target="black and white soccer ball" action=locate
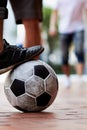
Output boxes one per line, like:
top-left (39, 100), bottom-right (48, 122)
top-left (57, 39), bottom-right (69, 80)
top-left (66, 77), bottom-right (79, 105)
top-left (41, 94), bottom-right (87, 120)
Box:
top-left (4, 60), bottom-right (58, 112)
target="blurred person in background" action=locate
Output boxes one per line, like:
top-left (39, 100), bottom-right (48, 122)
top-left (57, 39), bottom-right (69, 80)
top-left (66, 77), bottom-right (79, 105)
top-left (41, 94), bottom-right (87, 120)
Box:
top-left (0, 0), bottom-right (44, 74)
top-left (49, 0), bottom-right (87, 88)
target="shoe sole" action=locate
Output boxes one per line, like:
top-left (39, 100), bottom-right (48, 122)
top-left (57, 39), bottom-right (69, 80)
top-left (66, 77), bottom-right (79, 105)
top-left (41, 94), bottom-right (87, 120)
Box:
top-left (0, 47), bottom-right (44, 74)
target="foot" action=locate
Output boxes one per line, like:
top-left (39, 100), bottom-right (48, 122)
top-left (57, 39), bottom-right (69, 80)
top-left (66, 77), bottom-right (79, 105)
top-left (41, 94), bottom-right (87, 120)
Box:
top-left (76, 75), bottom-right (84, 86)
top-left (0, 39), bottom-right (44, 74)
top-left (64, 76), bottom-right (71, 88)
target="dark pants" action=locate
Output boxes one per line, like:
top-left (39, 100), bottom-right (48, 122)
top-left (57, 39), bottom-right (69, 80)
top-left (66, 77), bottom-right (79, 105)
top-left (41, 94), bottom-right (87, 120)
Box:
top-left (59, 30), bottom-right (85, 65)
top-left (0, 0), bottom-right (8, 19)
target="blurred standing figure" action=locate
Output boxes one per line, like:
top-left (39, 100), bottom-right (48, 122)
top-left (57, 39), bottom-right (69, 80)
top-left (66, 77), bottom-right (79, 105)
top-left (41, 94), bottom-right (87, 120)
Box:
top-left (10, 0), bottom-right (42, 48)
top-left (49, 0), bottom-right (87, 88)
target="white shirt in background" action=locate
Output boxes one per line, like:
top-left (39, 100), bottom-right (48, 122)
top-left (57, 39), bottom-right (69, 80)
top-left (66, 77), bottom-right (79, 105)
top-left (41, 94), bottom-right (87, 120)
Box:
top-left (51, 0), bottom-right (87, 33)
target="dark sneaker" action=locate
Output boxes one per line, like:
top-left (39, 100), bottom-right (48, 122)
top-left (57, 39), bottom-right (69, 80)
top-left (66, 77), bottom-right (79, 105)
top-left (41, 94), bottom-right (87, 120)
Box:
top-left (0, 39), bottom-right (44, 74)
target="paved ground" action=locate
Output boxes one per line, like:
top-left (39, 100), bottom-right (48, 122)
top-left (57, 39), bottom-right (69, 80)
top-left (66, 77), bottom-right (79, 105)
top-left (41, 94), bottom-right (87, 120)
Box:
top-left (0, 73), bottom-right (87, 130)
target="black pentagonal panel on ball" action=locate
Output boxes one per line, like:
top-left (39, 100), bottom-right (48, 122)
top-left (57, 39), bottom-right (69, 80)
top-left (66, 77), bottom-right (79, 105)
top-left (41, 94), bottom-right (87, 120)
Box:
top-left (34, 65), bottom-right (49, 79)
top-left (11, 79), bottom-right (25, 97)
top-left (37, 92), bottom-right (51, 106)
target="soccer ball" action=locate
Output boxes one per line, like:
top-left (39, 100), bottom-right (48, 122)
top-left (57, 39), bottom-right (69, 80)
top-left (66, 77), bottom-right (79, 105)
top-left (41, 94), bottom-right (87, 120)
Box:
top-left (4, 60), bottom-right (58, 112)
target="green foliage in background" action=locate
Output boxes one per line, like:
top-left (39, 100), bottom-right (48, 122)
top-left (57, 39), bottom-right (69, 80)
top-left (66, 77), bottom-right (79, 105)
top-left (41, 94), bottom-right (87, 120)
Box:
top-left (43, 7), bottom-right (52, 31)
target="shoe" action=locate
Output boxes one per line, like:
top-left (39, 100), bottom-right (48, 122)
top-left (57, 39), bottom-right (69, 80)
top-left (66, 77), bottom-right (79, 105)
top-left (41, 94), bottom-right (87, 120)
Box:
top-left (64, 76), bottom-right (71, 88)
top-left (0, 39), bottom-right (44, 74)
top-left (76, 75), bottom-right (84, 86)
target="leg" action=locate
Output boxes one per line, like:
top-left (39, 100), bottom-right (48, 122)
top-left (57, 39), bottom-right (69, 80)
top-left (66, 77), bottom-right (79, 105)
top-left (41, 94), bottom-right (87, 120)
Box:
top-left (59, 33), bottom-right (72, 88)
top-left (0, 20), bottom-right (4, 52)
top-left (75, 63), bottom-right (84, 75)
top-left (10, 0), bottom-right (42, 48)
top-left (0, 0), bottom-right (44, 74)
top-left (60, 34), bottom-right (72, 76)
top-left (23, 19), bottom-right (41, 48)
top-left (0, 0), bottom-right (8, 52)
top-left (62, 64), bottom-right (70, 76)
top-left (74, 30), bottom-right (85, 76)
